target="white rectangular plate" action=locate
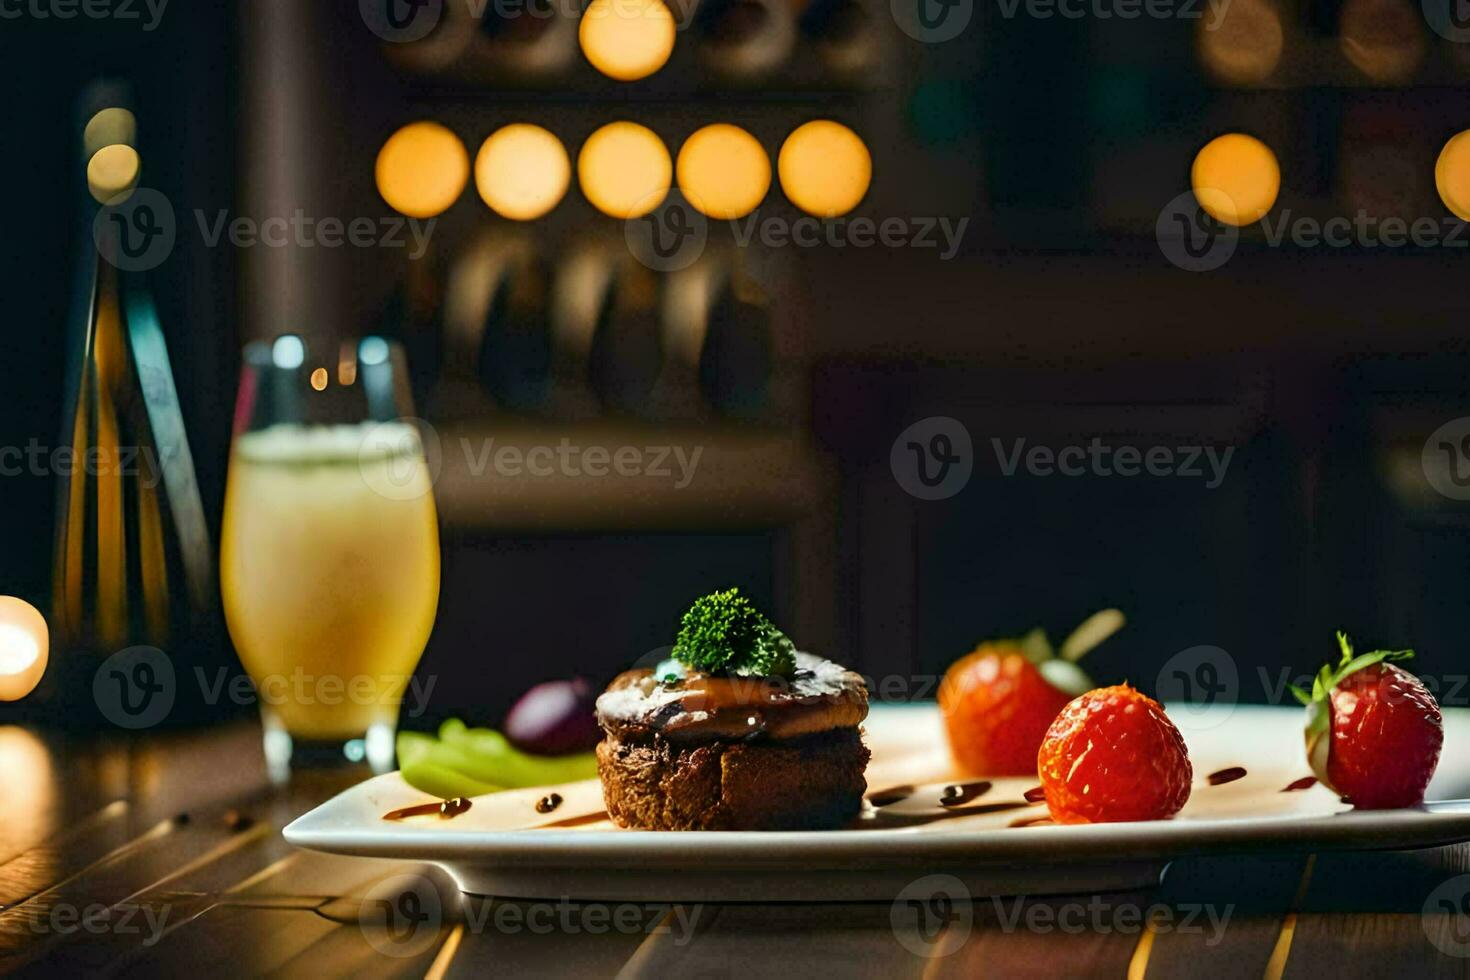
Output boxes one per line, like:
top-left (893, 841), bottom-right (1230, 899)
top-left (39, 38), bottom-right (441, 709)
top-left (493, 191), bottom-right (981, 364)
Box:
top-left (285, 704), bottom-right (1470, 901)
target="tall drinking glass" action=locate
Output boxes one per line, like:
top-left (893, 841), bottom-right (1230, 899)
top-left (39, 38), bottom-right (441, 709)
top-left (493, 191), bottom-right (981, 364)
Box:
top-left (221, 335), bottom-right (440, 782)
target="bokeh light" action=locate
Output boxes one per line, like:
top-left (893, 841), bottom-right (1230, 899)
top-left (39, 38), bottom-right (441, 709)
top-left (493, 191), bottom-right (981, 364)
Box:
top-left (579, 0), bottom-right (677, 82)
top-left (777, 120), bottom-right (871, 218)
top-left (375, 121), bottom-right (470, 219)
top-left (1436, 130), bottom-right (1470, 222)
top-left (83, 107), bottom-right (137, 161)
top-left (1339, 0), bottom-right (1425, 84)
top-left (0, 596), bottom-right (48, 702)
top-left (272, 335), bottom-right (306, 370)
top-left (577, 121), bottom-right (672, 219)
top-left (676, 124), bottom-right (771, 219)
top-left (87, 144), bottom-right (141, 205)
top-left (475, 124), bottom-right (571, 221)
top-left (360, 336), bottom-right (391, 366)
top-left (1191, 133), bottom-right (1280, 226)
top-left (1198, 0), bottom-right (1283, 85)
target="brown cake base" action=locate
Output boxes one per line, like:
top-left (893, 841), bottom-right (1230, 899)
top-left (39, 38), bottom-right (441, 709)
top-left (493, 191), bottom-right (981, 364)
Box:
top-left (596, 728), bottom-right (869, 831)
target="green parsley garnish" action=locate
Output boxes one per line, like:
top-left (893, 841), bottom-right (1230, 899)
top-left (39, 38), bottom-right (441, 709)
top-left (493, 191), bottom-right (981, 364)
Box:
top-left (672, 587), bottom-right (797, 678)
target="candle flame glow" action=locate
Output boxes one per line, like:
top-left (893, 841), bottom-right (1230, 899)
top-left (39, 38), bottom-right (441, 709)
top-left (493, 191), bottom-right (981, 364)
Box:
top-left (0, 596), bottom-right (49, 702)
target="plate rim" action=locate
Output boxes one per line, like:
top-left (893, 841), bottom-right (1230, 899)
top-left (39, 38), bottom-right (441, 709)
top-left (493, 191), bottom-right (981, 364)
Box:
top-left (284, 703), bottom-right (1470, 866)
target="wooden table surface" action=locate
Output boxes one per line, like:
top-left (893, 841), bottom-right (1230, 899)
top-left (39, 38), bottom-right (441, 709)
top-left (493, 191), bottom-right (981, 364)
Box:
top-left (2, 721), bottom-right (1468, 979)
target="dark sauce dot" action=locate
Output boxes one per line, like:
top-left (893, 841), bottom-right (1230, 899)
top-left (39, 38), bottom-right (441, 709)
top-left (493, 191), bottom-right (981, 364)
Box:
top-left (867, 785), bottom-right (915, 807)
top-left (536, 793), bottom-right (564, 814)
top-left (440, 797), bottom-right (472, 818)
top-left (939, 780), bottom-right (993, 808)
top-left (1206, 766), bottom-right (1248, 786)
top-left (223, 809), bottom-right (255, 832)
top-left (1023, 786), bottom-right (1046, 804)
top-left (1282, 776), bottom-right (1318, 792)
top-left (383, 797), bottom-right (473, 821)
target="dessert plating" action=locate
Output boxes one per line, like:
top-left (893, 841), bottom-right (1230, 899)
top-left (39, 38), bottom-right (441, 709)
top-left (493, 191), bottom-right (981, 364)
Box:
top-left (594, 590), bottom-right (870, 831)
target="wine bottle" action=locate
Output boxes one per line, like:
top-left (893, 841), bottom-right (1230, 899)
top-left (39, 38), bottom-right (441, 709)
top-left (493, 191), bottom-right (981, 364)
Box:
top-left (37, 84), bottom-right (214, 728)
top-left (699, 263), bottom-right (774, 419)
top-left (589, 258), bottom-right (666, 415)
top-left (697, 0), bottom-right (796, 78)
top-left (479, 252), bottom-right (556, 413)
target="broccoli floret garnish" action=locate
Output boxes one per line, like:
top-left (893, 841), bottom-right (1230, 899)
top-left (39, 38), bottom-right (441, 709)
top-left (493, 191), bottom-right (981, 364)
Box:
top-left (672, 588), bottom-right (797, 678)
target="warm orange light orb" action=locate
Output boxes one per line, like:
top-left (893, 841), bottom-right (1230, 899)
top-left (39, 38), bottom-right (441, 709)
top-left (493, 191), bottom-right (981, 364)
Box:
top-left (1191, 133), bottom-right (1280, 226)
top-left (1435, 130), bottom-right (1470, 223)
top-left (1339, 0), bottom-right (1426, 84)
top-left (1198, 0), bottom-right (1283, 85)
top-left (87, 144), bottom-right (141, 205)
top-left (676, 124), bottom-right (771, 219)
top-left (577, 121), bottom-right (672, 219)
top-left (0, 597), bottom-right (48, 702)
top-left (375, 121), bottom-right (470, 218)
top-left (777, 120), bottom-right (871, 218)
top-left (475, 124), bottom-right (571, 221)
top-left (579, 0), bottom-right (677, 82)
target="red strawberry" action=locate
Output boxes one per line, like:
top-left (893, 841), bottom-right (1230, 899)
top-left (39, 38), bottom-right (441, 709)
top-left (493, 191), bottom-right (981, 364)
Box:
top-left (940, 644), bottom-right (1076, 775)
top-left (939, 611), bottom-right (1121, 776)
top-left (1037, 684), bottom-right (1193, 824)
top-left (1294, 633), bottom-right (1443, 810)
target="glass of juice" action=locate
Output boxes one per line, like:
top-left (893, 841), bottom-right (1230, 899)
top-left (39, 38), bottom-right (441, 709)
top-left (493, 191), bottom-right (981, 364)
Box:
top-left (220, 335), bottom-right (440, 782)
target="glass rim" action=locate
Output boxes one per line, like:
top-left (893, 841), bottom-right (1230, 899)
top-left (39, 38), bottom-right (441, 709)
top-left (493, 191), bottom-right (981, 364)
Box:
top-left (240, 333), bottom-right (402, 371)
top-left (233, 333), bottom-right (417, 436)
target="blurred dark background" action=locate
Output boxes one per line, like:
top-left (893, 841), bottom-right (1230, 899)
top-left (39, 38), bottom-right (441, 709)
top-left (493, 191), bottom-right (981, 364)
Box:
top-left (3, 0), bottom-right (1469, 728)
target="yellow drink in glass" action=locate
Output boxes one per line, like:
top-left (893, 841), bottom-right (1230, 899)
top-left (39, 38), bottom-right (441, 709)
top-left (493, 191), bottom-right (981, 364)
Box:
top-left (221, 421), bottom-right (439, 778)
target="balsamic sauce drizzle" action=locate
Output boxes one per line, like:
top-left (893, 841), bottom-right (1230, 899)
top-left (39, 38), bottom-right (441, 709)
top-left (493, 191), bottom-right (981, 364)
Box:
top-left (383, 797), bottom-right (473, 821)
top-left (866, 785), bottom-right (917, 807)
top-left (1206, 766), bottom-right (1248, 786)
top-left (938, 781), bottom-right (994, 808)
